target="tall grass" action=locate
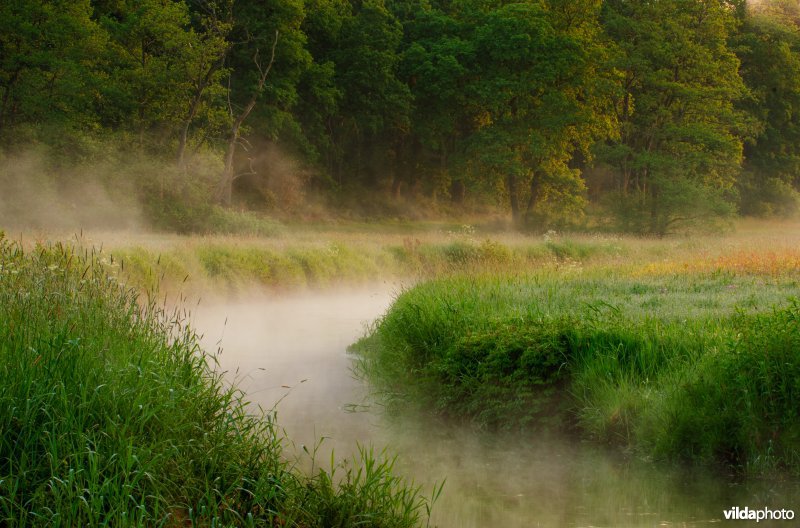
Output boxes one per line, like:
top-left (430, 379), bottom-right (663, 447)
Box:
top-left (70, 221), bottom-right (800, 296)
top-left (0, 234), bottom-right (431, 526)
top-left (353, 272), bottom-right (800, 475)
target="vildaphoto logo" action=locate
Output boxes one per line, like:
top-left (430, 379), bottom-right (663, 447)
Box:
top-left (723, 507), bottom-right (795, 522)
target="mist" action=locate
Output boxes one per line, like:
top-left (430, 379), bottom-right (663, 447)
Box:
top-left (186, 285), bottom-right (800, 528)
top-left (189, 284), bottom-right (399, 456)
top-left (0, 148), bottom-right (143, 232)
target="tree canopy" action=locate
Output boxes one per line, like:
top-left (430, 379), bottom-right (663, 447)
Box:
top-left (1, 0), bottom-right (799, 232)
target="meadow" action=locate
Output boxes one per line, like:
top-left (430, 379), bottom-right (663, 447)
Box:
top-left (348, 222), bottom-right (800, 476)
top-left (30, 218), bottom-right (800, 297)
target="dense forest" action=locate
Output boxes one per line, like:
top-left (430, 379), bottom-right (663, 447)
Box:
top-left (1, 0), bottom-right (800, 234)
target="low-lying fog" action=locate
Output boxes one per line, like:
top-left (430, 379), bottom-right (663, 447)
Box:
top-left (189, 286), bottom-right (799, 528)
top-left (189, 284), bottom-right (397, 457)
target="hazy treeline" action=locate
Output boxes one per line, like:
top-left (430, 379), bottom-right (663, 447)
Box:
top-left (1, 0), bottom-right (799, 233)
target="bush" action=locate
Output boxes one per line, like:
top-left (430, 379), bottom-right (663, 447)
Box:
top-left (737, 173), bottom-right (800, 217)
top-left (604, 176), bottom-right (735, 236)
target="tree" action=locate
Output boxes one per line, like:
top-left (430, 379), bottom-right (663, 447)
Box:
top-left (326, 0), bottom-right (411, 189)
top-left (735, 3), bottom-right (800, 215)
top-left (95, 0), bottom-right (204, 147)
top-left (599, 0), bottom-right (748, 235)
top-left (292, 0), bottom-right (349, 173)
top-left (0, 0), bottom-right (104, 140)
top-left (176, 0), bottom-right (233, 168)
top-left (216, 0), bottom-right (310, 205)
top-left (398, 5), bottom-right (473, 201)
top-left (463, 0), bottom-right (616, 226)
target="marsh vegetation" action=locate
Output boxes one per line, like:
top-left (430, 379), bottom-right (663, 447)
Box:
top-left (3, 221), bottom-right (800, 525)
top-left (0, 236), bottom-right (432, 526)
top-left (183, 250), bottom-right (800, 526)
top-left (3, 0), bottom-right (800, 524)
top-left (355, 272), bottom-right (800, 473)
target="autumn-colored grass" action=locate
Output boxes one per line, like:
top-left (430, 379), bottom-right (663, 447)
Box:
top-left (635, 249), bottom-right (800, 277)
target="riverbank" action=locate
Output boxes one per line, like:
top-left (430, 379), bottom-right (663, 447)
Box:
top-left (12, 218), bottom-right (800, 298)
top-left (353, 261), bottom-right (800, 476)
top-left (7, 220), bottom-right (800, 480)
top-left (0, 235), bottom-right (430, 526)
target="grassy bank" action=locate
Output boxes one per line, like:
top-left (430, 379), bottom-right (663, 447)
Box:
top-left (0, 235), bottom-right (431, 526)
top-left (353, 266), bottom-right (800, 475)
top-left (31, 219), bottom-right (800, 297)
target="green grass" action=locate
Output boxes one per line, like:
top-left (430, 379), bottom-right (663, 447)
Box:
top-left (0, 235), bottom-right (432, 526)
top-left (53, 220), bottom-right (800, 296)
top-left (104, 236), bottom-right (617, 296)
top-left (352, 271), bottom-right (800, 475)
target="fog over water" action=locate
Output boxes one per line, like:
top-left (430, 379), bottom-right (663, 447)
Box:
top-left (190, 284), bottom-right (397, 458)
top-left (190, 285), bottom-right (800, 528)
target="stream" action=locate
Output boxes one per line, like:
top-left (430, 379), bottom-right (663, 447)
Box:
top-left (190, 284), bottom-right (799, 527)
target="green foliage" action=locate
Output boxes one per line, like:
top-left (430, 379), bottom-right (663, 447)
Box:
top-left (605, 176), bottom-right (736, 236)
top-left (3, 0), bottom-right (800, 226)
top-left (96, 0), bottom-right (197, 136)
top-left (430, 320), bottom-right (573, 428)
top-left (737, 171), bottom-right (800, 217)
top-left (228, 0), bottom-right (311, 125)
top-left (354, 272), bottom-right (800, 474)
top-left (208, 207), bottom-right (286, 236)
top-left (735, 6), bottom-right (800, 215)
top-left (450, 0), bottom-right (617, 225)
top-left (0, 0), bottom-right (105, 135)
top-left (640, 303), bottom-right (800, 471)
top-left (0, 236), bottom-right (431, 526)
top-left (545, 238), bottom-right (608, 261)
top-left (298, 445), bottom-right (435, 528)
top-left (142, 157), bottom-right (286, 235)
top-left (598, 0), bottom-right (748, 233)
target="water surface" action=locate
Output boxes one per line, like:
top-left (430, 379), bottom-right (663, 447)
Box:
top-left (191, 286), bottom-right (799, 528)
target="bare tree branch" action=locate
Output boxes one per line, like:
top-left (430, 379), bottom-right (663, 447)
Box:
top-left (217, 29), bottom-right (280, 205)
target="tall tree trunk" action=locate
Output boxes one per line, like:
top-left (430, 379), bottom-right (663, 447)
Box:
top-left (177, 97), bottom-right (201, 168)
top-left (0, 68), bottom-right (21, 134)
top-left (390, 170), bottom-right (402, 199)
top-left (177, 55), bottom-right (227, 168)
top-left (218, 98), bottom-right (256, 206)
top-left (650, 185), bottom-right (662, 236)
top-left (138, 40), bottom-right (148, 149)
top-left (506, 173), bottom-right (521, 225)
top-left (525, 169), bottom-right (543, 227)
top-left (621, 152), bottom-right (631, 195)
top-left (451, 180), bottom-right (465, 204)
top-left (178, 96), bottom-right (203, 168)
